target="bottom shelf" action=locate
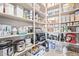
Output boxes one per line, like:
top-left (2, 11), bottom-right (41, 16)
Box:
top-left (36, 40), bottom-right (46, 45)
top-left (14, 44), bottom-right (35, 56)
top-left (44, 49), bottom-right (79, 56)
top-left (44, 50), bottom-right (64, 56)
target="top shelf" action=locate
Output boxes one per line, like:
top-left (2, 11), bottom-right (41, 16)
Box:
top-left (48, 4), bottom-right (59, 10)
top-left (0, 12), bottom-right (46, 25)
top-left (0, 12), bottom-right (33, 23)
top-left (0, 33), bottom-right (34, 39)
top-left (14, 3), bottom-right (46, 17)
top-left (13, 3), bottom-right (33, 10)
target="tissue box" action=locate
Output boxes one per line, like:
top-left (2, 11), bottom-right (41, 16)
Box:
top-left (15, 5), bottom-right (23, 18)
top-left (0, 3), bottom-right (4, 13)
top-left (5, 4), bottom-right (14, 16)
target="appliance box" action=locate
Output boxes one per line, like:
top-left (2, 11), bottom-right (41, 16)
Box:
top-left (0, 3), bottom-right (4, 13)
top-left (15, 5), bottom-right (23, 18)
top-left (5, 4), bottom-right (14, 16)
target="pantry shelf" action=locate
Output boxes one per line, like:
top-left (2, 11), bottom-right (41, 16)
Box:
top-left (60, 32), bottom-right (79, 33)
top-left (14, 45), bottom-right (35, 56)
top-left (48, 7), bottom-right (79, 18)
top-left (0, 33), bottom-right (34, 39)
top-left (47, 21), bottom-right (79, 25)
top-left (0, 35), bottom-right (20, 39)
top-left (15, 3), bottom-right (46, 18)
top-left (0, 13), bottom-right (34, 23)
top-left (61, 10), bottom-right (74, 16)
top-left (67, 25), bottom-right (79, 27)
top-left (13, 3), bottom-right (33, 10)
top-left (48, 4), bottom-right (59, 10)
top-left (35, 9), bottom-right (46, 18)
top-left (36, 40), bottom-right (46, 45)
top-left (61, 8), bottom-right (79, 16)
top-left (60, 41), bottom-right (79, 46)
top-left (35, 21), bottom-right (46, 25)
top-left (0, 12), bottom-right (46, 25)
top-left (48, 32), bottom-right (79, 34)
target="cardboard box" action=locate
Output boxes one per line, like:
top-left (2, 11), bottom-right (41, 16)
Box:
top-left (70, 14), bottom-right (75, 22)
top-left (75, 3), bottom-right (79, 9)
top-left (75, 11), bottom-right (79, 21)
top-left (65, 15), bottom-right (70, 22)
top-left (75, 15), bottom-right (79, 21)
top-left (61, 16), bottom-right (66, 23)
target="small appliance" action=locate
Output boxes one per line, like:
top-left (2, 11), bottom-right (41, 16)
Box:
top-left (66, 33), bottom-right (76, 44)
top-left (13, 39), bottom-right (26, 52)
top-left (58, 33), bottom-right (65, 41)
top-left (42, 41), bottom-right (49, 52)
top-left (36, 33), bottom-right (45, 42)
top-left (25, 35), bottom-right (32, 46)
top-left (0, 40), bottom-right (14, 56)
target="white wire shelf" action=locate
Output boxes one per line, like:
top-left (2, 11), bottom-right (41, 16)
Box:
top-left (0, 12), bottom-right (46, 25)
top-left (48, 32), bottom-right (79, 34)
top-left (0, 12), bottom-right (34, 23)
top-left (35, 40), bottom-right (46, 45)
top-left (0, 33), bottom-right (34, 39)
top-left (14, 3), bottom-right (46, 18)
top-left (14, 44), bottom-right (35, 56)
